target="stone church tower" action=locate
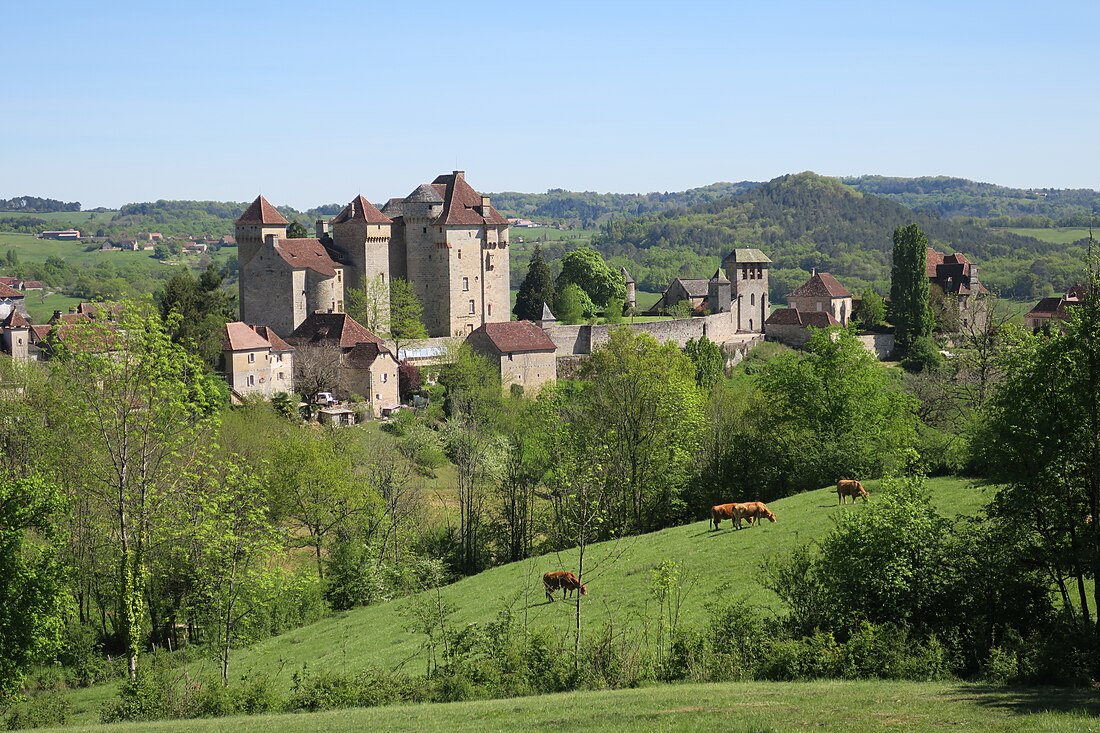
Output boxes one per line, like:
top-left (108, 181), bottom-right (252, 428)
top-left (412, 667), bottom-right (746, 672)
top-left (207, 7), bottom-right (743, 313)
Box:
top-left (722, 248), bottom-right (771, 333)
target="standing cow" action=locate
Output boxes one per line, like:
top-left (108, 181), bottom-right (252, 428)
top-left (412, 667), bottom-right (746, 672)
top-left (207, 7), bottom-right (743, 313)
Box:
top-left (737, 501), bottom-right (776, 528)
top-left (543, 571), bottom-right (587, 602)
top-left (836, 479), bottom-right (869, 504)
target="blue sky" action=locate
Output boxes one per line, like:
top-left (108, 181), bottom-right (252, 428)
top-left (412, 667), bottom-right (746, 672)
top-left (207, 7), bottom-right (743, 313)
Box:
top-left (2, 0), bottom-right (1097, 208)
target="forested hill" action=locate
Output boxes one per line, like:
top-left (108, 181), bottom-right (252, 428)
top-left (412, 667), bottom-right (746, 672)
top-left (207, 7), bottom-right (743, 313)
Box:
top-left (590, 172), bottom-right (1085, 302)
top-left (841, 175), bottom-right (1100, 225)
top-left (487, 182), bottom-right (760, 228)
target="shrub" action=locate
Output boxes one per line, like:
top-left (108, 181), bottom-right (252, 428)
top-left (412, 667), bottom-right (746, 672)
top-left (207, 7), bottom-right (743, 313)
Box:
top-left (4, 691), bottom-right (70, 730)
top-left (980, 646), bottom-right (1019, 685)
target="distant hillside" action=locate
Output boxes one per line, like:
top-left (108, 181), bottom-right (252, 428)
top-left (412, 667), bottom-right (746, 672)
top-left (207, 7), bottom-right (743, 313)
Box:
top-left (0, 195), bottom-right (81, 213)
top-left (841, 175), bottom-right (1100, 225)
top-left (590, 172), bottom-right (1086, 301)
top-left (488, 182), bottom-right (760, 228)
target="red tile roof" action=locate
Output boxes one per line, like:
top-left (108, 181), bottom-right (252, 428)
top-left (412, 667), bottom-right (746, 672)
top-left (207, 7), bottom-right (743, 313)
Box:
top-left (235, 195), bottom-right (290, 226)
top-left (274, 238), bottom-right (339, 277)
top-left (0, 310), bottom-right (30, 328)
top-left (925, 247), bottom-right (945, 278)
top-left (802, 311), bottom-right (840, 328)
top-left (471, 321), bottom-right (557, 354)
top-left (224, 322), bottom-right (272, 351)
top-left (789, 272), bottom-right (852, 299)
top-left (331, 195), bottom-right (393, 225)
top-left (288, 311), bottom-right (387, 350)
top-left (252, 325), bottom-right (293, 352)
top-left (0, 283), bottom-right (24, 298)
top-left (431, 172), bottom-right (510, 227)
top-left (765, 307), bottom-right (803, 326)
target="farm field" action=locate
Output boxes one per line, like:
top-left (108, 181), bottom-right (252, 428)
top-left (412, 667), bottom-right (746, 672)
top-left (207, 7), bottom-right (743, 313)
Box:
top-left (0, 209), bottom-right (118, 230)
top-left (1000, 227), bottom-right (1095, 245)
top-left (510, 226), bottom-right (595, 246)
top-left (40, 678), bottom-right (1100, 733)
top-left (60, 478), bottom-right (992, 721)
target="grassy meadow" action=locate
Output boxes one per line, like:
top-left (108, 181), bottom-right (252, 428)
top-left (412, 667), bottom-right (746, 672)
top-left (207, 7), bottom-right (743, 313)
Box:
top-left (59, 478), bottom-right (992, 722)
top-left (1000, 227), bottom-right (1095, 245)
top-left (42, 678), bottom-right (1100, 733)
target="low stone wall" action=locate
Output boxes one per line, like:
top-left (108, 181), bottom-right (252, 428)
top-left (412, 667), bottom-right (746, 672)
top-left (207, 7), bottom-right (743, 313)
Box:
top-left (856, 333), bottom-right (895, 360)
top-left (767, 326), bottom-right (896, 360)
top-left (545, 311), bottom-right (747, 356)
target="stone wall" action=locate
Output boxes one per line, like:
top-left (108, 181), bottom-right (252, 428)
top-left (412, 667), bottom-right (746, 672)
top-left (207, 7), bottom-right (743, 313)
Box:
top-left (544, 310), bottom-right (746, 356)
top-left (856, 333), bottom-right (895, 360)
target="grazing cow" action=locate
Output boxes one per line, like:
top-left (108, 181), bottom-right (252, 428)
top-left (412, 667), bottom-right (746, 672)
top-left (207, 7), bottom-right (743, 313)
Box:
top-left (711, 503), bottom-right (737, 530)
top-left (738, 501), bottom-right (776, 527)
top-left (543, 571), bottom-right (587, 602)
top-left (836, 479), bottom-right (869, 505)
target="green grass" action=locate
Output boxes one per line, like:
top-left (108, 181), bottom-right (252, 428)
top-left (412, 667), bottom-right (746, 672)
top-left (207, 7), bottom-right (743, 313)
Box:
top-left (23, 292), bottom-right (84, 323)
top-left (510, 226), bottom-right (595, 245)
top-left (40, 679), bottom-right (1100, 733)
top-left (1000, 227), bottom-right (1095, 245)
top-left (61, 478), bottom-right (991, 721)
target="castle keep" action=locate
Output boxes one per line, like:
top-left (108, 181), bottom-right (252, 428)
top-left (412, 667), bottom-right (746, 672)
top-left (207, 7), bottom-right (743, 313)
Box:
top-left (237, 171), bottom-right (510, 339)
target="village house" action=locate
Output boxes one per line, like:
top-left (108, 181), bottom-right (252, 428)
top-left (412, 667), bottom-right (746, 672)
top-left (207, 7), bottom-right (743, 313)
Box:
top-left (222, 322), bottom-right (295, 400)
top-left (286, 311), bottom-right (399, 416)
top-left (0, 310), bottom-right (32, 360)
top-left (1025, 286), bottom-right (1085, 333)
top-left (0, 283), bottom-right (27, 321)
top-left (648, 250), bottom-right (764, 333)
top-left (467, 320), bottom-right (557, 394)
top-left (927, 247), bottom-right (989, 329)
top-left (785, 270), bottom-right (854, 327)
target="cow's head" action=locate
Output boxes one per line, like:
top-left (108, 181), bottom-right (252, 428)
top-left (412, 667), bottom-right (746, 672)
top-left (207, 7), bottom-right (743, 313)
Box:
top-left (579, 583), bottom-right (588, 596)
top-left (766, 511), bottom-right (777, 523)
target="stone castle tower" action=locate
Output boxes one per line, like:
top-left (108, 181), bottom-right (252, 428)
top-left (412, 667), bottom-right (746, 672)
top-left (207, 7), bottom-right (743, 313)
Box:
top-left (236, 172), bottom-right (510, 340)
top-left (381, 171), bottom-right (510, 337)
top-left (236, 195), bottom-right (346, 338)
top-left (722, 248), bottom-right (771, 332)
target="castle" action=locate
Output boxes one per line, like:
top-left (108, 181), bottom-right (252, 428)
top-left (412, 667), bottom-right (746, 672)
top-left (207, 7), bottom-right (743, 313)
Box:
top-left (236, 171), bottom-right (510, 339)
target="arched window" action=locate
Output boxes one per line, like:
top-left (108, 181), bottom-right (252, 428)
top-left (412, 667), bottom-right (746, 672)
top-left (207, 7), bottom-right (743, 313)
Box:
top-left (751, 293), bottom-right (755, 306)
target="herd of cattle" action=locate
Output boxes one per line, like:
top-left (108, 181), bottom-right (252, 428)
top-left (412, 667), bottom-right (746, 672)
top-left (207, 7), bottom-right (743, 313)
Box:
top-left (542, 480), bottom-right (870, 603)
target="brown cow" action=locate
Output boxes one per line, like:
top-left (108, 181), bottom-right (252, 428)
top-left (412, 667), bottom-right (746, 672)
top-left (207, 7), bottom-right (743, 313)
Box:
top-left (711, 503), bottom-right (737, 530)
top-left (737, 501), bottom-right (776, 528)
top-left (837, 479), bottom-right (869, 505)
top-left (543, 571), bottom-right (587, 602)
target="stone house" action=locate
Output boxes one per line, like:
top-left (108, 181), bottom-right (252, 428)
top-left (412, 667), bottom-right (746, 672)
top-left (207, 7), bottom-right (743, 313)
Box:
top-left (222, 322), bottom-right (295, 399)
top-left (0, 309), bottom-right (32, 360)
top-left (0, 283), bottom-right (27, 322)
top-left (764, 307), bottom-right (841, 348)
top-left (466, 320), bottom-right (557, 395)
top-left (648, 278), bottom-right (710, 315)
top-left (1025, 286), bottom-right (1084, 333)
top-left (786, 270), bottom-right (854, 327)
top-left (287, 311), bottom-right (399, 415)
top-left (927, 247), bottom-right (989, 329)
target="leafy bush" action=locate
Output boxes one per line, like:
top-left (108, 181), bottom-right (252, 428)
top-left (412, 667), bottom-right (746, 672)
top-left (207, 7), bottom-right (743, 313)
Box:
top-left (4, 691), bottom-right (70, 730)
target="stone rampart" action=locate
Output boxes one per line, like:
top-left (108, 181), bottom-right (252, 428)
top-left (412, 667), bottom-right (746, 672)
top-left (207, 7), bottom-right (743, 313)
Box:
top-left (545, 311), bottom-right (746, 356)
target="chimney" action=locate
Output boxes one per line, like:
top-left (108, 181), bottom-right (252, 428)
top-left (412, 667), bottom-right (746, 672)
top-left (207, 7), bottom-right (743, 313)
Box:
top-left (315, 219), bottom-right (330, 238)
top-left (481, 195), bottom-right (491, 215)
top-left (453, 170), bottom-right (465, 180)
top-left (52, 310), bottom-right (62, 321)
top-left (265, 233), bottom-right (279, 247)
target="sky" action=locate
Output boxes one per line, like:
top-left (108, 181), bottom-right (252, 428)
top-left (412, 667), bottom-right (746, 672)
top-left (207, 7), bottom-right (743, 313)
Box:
top-left (2, 0), bottom-right (1098, 209)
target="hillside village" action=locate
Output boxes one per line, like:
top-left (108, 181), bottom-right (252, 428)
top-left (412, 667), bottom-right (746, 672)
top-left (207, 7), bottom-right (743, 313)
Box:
top-left (0, 175), bottom-right (1099, 731)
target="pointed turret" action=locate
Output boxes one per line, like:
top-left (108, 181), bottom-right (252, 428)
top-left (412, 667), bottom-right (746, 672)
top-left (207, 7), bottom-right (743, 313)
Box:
top-left (620, 266), bottom-right (637, 313)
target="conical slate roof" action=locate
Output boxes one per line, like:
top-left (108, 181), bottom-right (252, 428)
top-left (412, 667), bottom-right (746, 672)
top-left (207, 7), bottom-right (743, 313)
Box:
top-left (709, 268), bottom-right (730, 284)
top-left (540, 303), bottom-right (557, 321)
